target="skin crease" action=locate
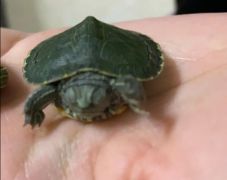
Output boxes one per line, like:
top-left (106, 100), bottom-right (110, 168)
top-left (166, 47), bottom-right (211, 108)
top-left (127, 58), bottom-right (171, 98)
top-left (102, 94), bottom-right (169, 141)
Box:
top-left (1, 13), bottom-right (227, 180)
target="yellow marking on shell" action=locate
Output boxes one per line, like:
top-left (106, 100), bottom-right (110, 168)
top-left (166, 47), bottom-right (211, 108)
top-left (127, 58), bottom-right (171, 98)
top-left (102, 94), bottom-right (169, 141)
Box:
top-left (56, 107), bottom-right (94, 123)
top-left (155, 44), bottom-right (165, 77)
top-left (23, 52), bottom-right (32, 82)
top-left (111, 104), bottom-right (128, 115)
top-left (64, 73), bottom-right (70, 78)
top-left (23, 52), bottom-right (30, 69)
top-left (56, 107), bottom-right (75, 119)
top-left (42, 80), bottom-right (48, 85)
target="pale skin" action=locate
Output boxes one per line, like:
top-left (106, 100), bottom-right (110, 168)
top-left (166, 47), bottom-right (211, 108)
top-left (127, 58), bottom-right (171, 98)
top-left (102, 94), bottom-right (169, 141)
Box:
top-left (1, 13), bottom-right (227, 180)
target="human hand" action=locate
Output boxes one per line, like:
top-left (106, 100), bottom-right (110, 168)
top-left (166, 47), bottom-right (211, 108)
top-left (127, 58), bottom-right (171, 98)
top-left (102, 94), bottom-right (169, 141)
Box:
top-left (1, 13), bottom-right (227, 180)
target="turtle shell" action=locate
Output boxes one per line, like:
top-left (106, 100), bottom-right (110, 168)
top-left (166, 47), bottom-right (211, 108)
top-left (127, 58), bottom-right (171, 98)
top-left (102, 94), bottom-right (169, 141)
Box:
top-left (24, 16), bottom-right (164, 84)
top-left (0, 66), bottom-right (8, 88)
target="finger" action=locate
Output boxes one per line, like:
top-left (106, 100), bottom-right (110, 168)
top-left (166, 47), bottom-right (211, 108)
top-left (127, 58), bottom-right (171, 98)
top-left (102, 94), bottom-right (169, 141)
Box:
top-left (0, 28), bottom-right (28, 56)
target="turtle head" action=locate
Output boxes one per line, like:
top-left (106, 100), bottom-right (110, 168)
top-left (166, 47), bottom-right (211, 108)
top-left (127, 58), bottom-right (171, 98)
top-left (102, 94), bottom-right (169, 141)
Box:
top-left (65, 85), bottom-right (110, 110)
top-left (59, 73), bottom-right (112, 119)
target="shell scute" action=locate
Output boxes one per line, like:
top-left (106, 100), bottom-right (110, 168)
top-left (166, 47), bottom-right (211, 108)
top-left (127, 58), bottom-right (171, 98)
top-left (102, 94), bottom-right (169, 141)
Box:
top-left (24, 16), bottom-right (164, 84)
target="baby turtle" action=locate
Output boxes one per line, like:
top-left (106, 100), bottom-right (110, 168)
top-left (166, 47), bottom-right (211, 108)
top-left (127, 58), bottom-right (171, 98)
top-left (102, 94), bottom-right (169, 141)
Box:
top-left (0, 66), bottom-right (8, 89)
top-left (23, 16), bottom-right (164, 128)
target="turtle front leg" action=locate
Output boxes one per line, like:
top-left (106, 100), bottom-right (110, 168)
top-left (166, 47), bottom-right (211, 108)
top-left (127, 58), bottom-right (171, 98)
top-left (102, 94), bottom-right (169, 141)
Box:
top-left (24, 85), bottom-right (57, 128)
top-left (111, 75), bottom-right (148, 115)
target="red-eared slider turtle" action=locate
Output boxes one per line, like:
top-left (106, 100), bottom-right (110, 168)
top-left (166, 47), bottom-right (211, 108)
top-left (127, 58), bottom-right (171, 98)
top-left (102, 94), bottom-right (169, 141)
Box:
top-left (0, 66), bottom-right (8, 89)
top-left (24, 16), bottom-right (164, 128)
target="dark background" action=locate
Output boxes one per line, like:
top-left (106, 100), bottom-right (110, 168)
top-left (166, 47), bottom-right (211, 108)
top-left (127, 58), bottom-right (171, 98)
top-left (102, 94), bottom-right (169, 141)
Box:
top-left (1, 0), bottom-right (7, 27)
top-left (176, 0), bottom-right (227, 14)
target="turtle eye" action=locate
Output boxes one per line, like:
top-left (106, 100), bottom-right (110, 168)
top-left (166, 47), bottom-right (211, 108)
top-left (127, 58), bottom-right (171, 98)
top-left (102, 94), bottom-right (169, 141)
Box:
top-left (92, 87), bottom-right (107, 105)
top-left (64, 88), bottom-right (76, 105)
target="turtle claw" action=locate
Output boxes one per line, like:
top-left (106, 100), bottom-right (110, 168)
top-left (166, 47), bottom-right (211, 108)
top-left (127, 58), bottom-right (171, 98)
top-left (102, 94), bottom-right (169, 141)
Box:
top-left (24, 110), bottom-right (45, 128)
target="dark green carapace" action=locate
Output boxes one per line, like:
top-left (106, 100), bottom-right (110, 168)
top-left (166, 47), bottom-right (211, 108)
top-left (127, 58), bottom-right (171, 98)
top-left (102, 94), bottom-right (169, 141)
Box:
top-left (23, 16), bottom-right (164, 128)
top-left (0, 66), bottom-right (8, 89)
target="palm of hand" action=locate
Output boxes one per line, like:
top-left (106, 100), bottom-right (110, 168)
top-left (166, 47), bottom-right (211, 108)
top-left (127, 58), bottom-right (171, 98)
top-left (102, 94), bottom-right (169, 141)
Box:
top-left (1, 14), bottom-right (227, 180)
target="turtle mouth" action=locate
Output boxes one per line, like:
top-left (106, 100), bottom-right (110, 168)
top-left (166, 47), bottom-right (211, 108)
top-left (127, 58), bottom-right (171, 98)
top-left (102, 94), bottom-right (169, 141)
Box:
top-left (67, 104), bottom-right (108, 116)
top-left (66, 106), bottom-right (109, 121)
